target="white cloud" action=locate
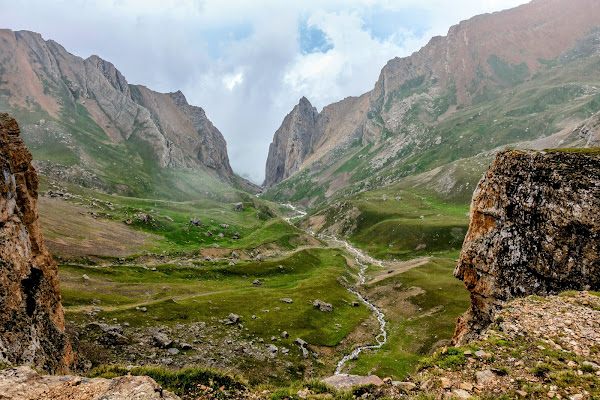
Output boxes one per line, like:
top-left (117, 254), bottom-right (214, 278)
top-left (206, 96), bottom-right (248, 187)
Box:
top-left (0, 0), bottom-right (530, 184)
top-left (222, 72), bottom-right (244, 91)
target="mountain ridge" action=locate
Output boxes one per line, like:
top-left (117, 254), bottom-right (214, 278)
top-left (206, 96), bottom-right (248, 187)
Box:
top-left (0, 29), bottom-right (249, 198)
top-left (263, 0), bottom-right (600, 203)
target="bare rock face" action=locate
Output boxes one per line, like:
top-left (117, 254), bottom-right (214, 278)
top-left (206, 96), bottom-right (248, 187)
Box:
top-left (0, 114), bottom-right (73, 372)
top-left (0, 366), bottom-right (180, 400)
top-left (263, 97), bottom-right (319, 187)
top-left (453, 149), bottom-right (600, 344)
top-left (168, 90), bottom-right (234, 180)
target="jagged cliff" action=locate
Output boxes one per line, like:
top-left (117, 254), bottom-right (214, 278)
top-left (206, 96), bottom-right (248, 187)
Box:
top-left (0, 29), bottom-right (235, 195)
top-left (263, 0), bottom-right (600, 203)
top-left (264, 97), bottom-right (319, 187)
top-left (264, 95), bottom-right (369, 188)
top-left (453, 149), bottom-right (600, 344)
top-left (0, 113), bottom-right (72, 372)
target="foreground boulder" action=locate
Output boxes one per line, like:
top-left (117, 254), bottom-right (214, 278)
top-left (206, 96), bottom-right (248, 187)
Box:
top-left (0, 114), bottom-right (73, 372)
top-left (0, 366), bottom-right (179, 400)
top-left (453, 149), bottom-right (600, 344)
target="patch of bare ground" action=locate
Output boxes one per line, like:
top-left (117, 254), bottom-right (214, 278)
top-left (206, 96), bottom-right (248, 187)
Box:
top-left (367, 257), bottom-right (431, 284)
top-left (38, 197), bottom-right (160, 258)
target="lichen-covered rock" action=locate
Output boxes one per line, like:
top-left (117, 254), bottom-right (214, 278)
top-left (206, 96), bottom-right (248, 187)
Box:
top-left (453, 149), bottom-right (600, 344)
top-left (0, 114), bottom-right (73, 372)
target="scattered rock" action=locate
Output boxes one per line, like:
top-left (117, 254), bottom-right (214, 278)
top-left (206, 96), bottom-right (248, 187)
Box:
top-left (152, 332), bottom-right (173, 349)
top-left (321, 375), bottom-right (384, 390)
top-left (313, 300), bottom-right (333, 312)
top-left (452, 388), bottom-right (472, 399)
top-left (393, 381), bottom-right (417, 392)
top-left (475, 370), bottom-right (495, 386)
top-left (189, 217), bottom-right (204, 226)
top-left (474, 350), bottom-right (492, 360)
top-left (167, 348), bottom-right (180, 355)
top-left (233, 203), bottom-right (244, 211)
top-left (440, 377), bottom-right (452, 389)
top-left (225, 313), bottom-right (241, 325)
top-left (253, 280), bottom-right (261, 286)
top-left (134, 213), bottom-right (153, 222)
top-left (281, 331), bottom-right (289, 338)
top-left (279, 298), bottom-right (293, 303)
top-left (220, 224), bottom-right (229, 229)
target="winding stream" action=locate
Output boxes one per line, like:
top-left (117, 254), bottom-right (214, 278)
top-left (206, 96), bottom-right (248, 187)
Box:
top-left (282, 204), bottom-right (388, 375)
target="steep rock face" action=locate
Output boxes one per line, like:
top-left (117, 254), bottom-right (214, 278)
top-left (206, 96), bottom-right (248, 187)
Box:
top-left (168, 90), bottom-right (234, 179)
top-left (264, 97), bottom-right (319, 187)
top-left (453, 149), bottom-right (600, 344)
top-left (0, 29), bottom-right (235, 189)
top-left (264, 94), bottom-right (369, 188)
top-left (0, 114), bottom-right (72, 372)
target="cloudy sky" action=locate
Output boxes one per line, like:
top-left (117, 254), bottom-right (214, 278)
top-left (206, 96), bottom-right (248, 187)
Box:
top-left (0, 0), bottom-right (529, 183)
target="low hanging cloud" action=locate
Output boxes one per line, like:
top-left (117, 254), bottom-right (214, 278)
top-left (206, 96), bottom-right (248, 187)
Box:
top-left (0, 0), bottom-right (529, 184)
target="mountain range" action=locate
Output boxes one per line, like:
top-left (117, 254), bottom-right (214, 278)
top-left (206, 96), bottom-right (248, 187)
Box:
top-left (0, 29), bottom-right (255, 199)
top-left (263, 0), bottom-right (600, 206)
top-left (0, 0), bottom-right (599, 205)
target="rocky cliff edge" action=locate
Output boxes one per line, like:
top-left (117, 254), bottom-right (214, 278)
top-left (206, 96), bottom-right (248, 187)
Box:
top-left (0, 113), bottom-right (73, 372)
top-left (453, 149), bottom-right (600, 344)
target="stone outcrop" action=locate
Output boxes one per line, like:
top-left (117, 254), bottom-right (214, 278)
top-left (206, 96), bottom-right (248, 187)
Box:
top-left (0, 29), bottom-right (235, 189)
top-left (453, 149), bottom-right (600, 344)
top-left (0, 366), bottom-right (180, 400)
top-left (0, 114), bottom-right (72, 372)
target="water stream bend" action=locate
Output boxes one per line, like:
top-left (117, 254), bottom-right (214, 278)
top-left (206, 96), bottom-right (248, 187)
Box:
top-left (282, 204), bottom-right (388, 375)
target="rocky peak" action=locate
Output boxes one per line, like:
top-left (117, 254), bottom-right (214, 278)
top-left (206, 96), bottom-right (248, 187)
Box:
top-left (263, 97), bottom-right (320, 188)
top-left (453, 149), bottom-right (600, 344)
top-left (0, 113), bottom-right (73, 372)
top-left (85, 55), bottom-right (131, 97)
top-left (166, 91), bottom-right (234, 181)
top-left (0, 29), bottom-right (238, 193)
top-left (169, 90), bottom-right (188, 107)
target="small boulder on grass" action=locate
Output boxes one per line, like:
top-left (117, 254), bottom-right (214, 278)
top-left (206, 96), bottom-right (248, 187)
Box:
top-left (313, 300), bottom-right (333, 312)
top-left (189, 217), bottom-right (204, 226)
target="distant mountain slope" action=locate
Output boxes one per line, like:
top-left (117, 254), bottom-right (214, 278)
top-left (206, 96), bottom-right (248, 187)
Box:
top-left (263, 0), bottom-right (600, 206)
top-left (0, 29), bottom-right (249, 198)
